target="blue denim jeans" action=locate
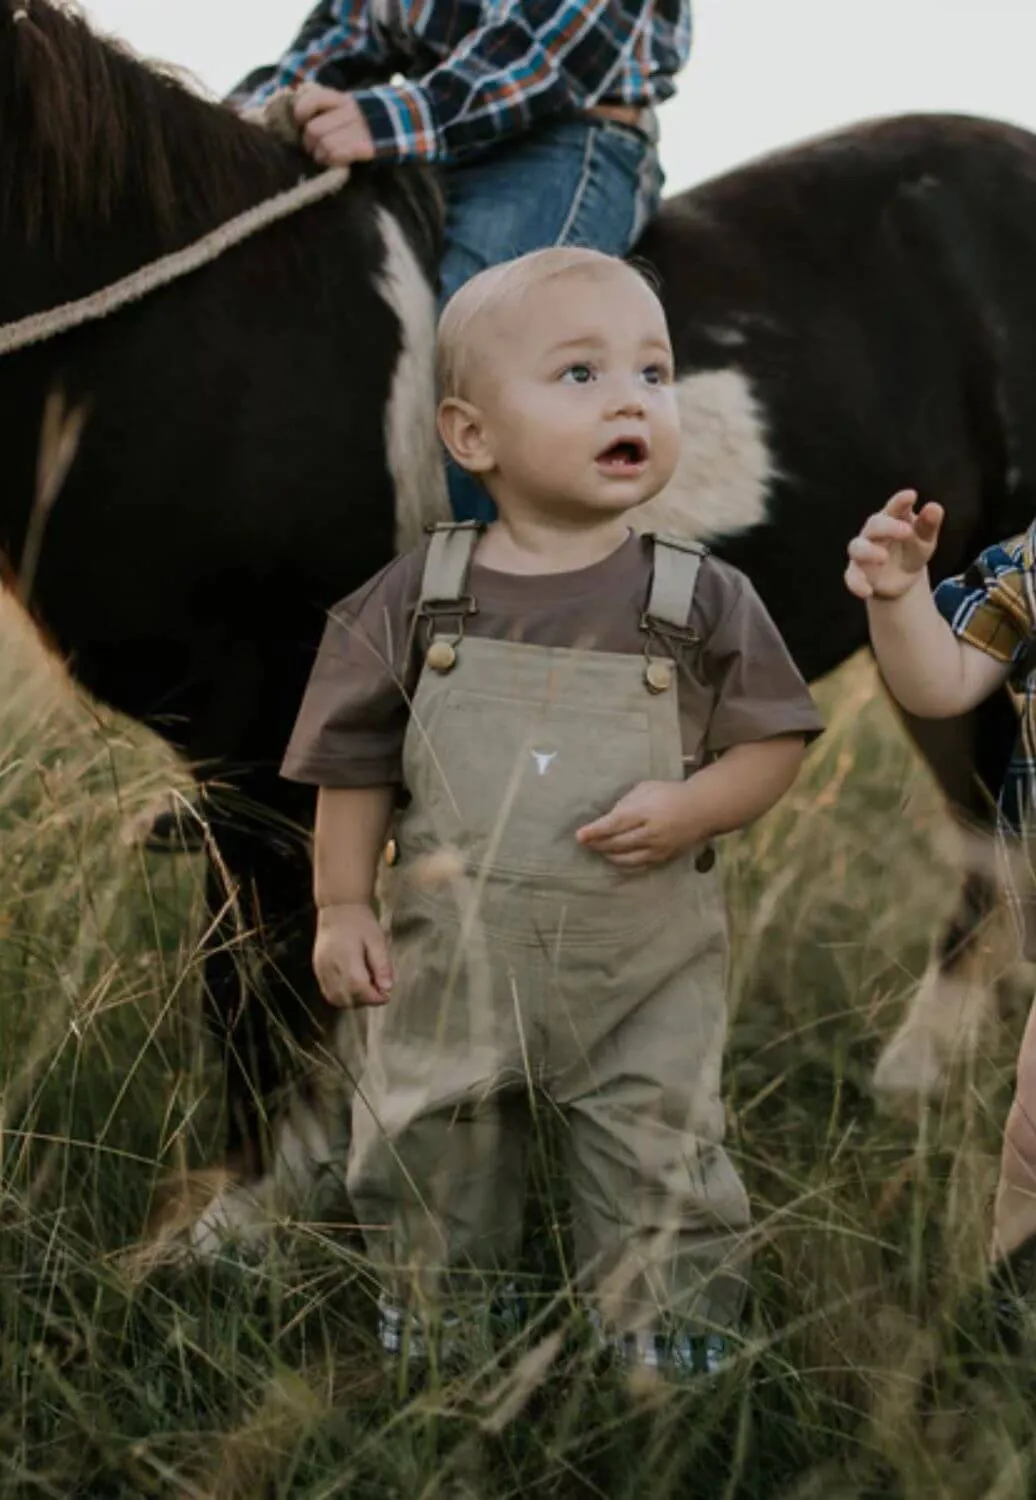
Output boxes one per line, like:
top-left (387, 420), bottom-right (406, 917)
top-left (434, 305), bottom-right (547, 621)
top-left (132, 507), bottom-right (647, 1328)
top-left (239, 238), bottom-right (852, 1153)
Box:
top-left (438, 116), bottom-right (665, 523)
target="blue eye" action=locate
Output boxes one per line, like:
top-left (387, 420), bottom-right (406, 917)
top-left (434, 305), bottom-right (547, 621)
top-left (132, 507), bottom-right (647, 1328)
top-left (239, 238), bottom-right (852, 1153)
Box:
top-left (561, 363), bottom-right (595, 384)
top-left (642, 364), bottom-right (671, 386)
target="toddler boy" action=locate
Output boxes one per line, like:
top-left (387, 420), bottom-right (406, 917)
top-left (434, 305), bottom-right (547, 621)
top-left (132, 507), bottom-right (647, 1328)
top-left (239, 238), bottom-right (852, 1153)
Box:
top-left (283, 247), bottom-right (822, 1373)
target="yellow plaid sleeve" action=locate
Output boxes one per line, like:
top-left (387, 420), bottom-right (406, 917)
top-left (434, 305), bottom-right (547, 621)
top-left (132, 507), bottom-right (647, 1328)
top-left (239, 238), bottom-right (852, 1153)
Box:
top-left (933, 530), bottom-right (1036, 665)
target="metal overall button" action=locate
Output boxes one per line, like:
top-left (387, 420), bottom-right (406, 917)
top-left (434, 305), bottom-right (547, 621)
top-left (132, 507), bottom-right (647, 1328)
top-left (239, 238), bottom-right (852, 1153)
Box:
top-left (644, 659), bottom-right (673, 693)
top-left (426, 639), bottom-right (457, 673)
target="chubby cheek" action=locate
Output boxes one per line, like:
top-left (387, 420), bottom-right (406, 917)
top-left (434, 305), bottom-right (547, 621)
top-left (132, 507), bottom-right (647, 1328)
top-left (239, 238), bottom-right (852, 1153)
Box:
top-left (531, 442), bottom-right (587, 494)
top-left (491, 429), bottom-right (572, 492)
top-left (651, 405), bottom-right (682, 484)
top-left (510, 414), bottom-right (591, 477)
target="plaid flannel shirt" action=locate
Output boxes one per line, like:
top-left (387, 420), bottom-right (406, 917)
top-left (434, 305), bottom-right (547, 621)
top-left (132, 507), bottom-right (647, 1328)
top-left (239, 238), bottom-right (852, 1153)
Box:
top-left (237, 0), bottom-right (691, 164)
top-left (933, 524), bottom-right (1036, 831)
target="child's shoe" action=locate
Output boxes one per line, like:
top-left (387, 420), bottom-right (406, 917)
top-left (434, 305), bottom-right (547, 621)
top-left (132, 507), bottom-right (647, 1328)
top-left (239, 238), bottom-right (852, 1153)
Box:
top-left (590, 1313), bottom-right (735, 1382)
top-left (376, 1283), bottom-right (527, 1372)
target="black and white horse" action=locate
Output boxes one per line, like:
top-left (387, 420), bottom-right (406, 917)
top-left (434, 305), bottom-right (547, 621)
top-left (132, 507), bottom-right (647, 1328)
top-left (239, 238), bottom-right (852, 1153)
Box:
top-left (2, 1), bottom-right (1032, 1241)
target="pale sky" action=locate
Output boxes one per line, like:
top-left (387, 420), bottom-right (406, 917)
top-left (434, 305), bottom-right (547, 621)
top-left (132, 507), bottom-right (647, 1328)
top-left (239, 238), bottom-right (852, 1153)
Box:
top-left (82, 1), bottom-right (1035, 194)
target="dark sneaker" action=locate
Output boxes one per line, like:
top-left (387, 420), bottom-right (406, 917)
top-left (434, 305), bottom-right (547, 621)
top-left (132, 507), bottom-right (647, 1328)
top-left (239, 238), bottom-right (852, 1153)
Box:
top-left (377, 1284), bottom-right (527, 1370)
top-left (590, 1315), bottom-right (736, 1381)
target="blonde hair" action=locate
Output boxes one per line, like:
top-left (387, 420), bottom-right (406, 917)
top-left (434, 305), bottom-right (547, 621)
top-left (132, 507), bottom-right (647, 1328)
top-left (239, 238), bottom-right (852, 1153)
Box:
top-left (436, 247), bottom-right (651, 401)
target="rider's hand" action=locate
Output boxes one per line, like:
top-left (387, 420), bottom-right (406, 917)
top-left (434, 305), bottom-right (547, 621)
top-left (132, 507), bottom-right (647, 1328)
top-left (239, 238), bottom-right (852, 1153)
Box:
top-left (576, 780), bottom-right (705, 869)
top-left (313, 902), bottom-right (394, 1008)
top-left (294, 84), bottom-right (376, 167)
top-left (844, 489), bottom-right (944, 601)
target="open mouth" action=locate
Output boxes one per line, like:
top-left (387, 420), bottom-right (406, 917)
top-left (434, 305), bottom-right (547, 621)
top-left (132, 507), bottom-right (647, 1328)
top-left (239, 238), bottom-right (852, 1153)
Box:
top-left (595, 436), bottom-right (649, 472)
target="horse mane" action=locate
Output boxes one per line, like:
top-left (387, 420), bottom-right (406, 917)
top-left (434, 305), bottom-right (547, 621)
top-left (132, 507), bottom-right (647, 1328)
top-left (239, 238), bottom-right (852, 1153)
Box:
top-left (0, 0), bottom-right (304, 248)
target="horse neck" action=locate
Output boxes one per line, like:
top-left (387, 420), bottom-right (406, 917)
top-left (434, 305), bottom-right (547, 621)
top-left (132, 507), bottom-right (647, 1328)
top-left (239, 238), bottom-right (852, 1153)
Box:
top-left (0, 4), bottom-right (303, 316)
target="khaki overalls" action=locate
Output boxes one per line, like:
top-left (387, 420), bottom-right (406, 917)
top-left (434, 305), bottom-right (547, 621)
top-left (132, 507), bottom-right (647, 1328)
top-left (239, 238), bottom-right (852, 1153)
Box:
top-left (347, 524), bottom-right (751, 1340)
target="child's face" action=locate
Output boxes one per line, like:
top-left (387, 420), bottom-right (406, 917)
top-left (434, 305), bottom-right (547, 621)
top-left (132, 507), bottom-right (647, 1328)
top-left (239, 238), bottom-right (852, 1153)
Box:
top-left (457, 268), bottom-right (680, 523)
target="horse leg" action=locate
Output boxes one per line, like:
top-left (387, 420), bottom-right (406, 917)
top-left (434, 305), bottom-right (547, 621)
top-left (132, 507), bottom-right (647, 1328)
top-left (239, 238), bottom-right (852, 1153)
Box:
top-left (185, 783), bottom-right (357, 1253)
top-left (872, 688), bottom-right (1020, 1104)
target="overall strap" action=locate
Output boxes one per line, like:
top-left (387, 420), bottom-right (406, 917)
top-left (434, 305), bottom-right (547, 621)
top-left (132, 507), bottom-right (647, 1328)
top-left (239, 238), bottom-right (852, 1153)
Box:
top-left (643, 533), bottom-right (718, 874)
top-left (417, 522), bottom-right (484, 673)
top-left (419, 521), bottom-right (483, 607)
top-left (644, 533), bottom-right (709, 638)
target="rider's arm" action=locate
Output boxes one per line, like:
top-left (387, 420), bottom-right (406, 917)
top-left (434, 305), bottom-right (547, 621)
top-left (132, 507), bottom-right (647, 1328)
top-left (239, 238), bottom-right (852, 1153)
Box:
top-left (245, 0), bottom-right (690, 164)
top-left (350, 0), bottom-right (690, 163)
top-left (229, 0), bottom-right (395, 111)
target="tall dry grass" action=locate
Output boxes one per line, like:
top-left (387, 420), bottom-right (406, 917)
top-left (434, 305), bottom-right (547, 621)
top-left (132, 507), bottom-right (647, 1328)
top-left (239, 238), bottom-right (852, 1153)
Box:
top-left (1, 586), bottom-right (1032, 1499)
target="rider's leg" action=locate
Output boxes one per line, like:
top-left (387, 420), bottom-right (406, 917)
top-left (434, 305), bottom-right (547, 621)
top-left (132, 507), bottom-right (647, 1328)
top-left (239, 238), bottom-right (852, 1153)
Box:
top-left (437, 116), bottom-right (665, 523)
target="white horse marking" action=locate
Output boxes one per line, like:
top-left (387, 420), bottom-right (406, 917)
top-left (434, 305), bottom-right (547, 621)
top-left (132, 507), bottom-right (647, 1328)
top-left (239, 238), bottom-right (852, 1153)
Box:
top-left (188, 1094), bottom-right (338, 1256)
top-left (705, 326), bottom-right (749, 349)
top-left (633, 367), bottom-right (776, 544)
top-left (374, 208), bottom-right (449, 553)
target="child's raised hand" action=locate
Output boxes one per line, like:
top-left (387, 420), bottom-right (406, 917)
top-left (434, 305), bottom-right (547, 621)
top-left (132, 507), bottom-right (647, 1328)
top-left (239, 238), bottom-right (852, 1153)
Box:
top-left (313, 902), bottom-right (394, 1008)
top-left (844, 489), bottom-right (944, 601)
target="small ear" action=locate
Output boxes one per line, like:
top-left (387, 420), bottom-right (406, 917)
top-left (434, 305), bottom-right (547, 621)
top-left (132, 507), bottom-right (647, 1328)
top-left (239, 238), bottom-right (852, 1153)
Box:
top-left (437, 397), bottom-right (494, 475)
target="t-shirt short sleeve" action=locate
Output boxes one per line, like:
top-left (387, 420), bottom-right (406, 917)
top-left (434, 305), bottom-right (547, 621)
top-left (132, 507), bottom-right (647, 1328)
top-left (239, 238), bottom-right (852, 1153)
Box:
top-left (697, 567), bottom-right (823, 754)
top-left (933, 532), bottom-right (1035, 668)
top-left (280, 548), bottom-right (425, 786)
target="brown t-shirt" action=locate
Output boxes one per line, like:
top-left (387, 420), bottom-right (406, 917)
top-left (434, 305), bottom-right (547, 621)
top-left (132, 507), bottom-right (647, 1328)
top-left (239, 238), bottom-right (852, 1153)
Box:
top-left (281, 531), bottom-right (823, 787)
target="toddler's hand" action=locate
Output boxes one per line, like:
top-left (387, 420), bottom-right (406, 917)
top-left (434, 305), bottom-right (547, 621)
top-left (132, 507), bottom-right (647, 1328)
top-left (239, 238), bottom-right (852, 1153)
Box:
top-left (313, 902), bottom-right (394, 1008)
top-left (576, 780), bottom-right (703, 869)
top-left (844, 489), bottom-right (944, 600)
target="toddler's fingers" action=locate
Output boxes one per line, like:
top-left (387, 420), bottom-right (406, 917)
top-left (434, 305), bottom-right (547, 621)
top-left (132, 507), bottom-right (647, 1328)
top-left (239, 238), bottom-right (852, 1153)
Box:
top-left (584, 827), bottom-right (649, 854)
top-left (884, 488), bottom-right (919, 517)
top-left (913, 501), bottom-right (945, 545)
top-left (315, 963), bottom-right (351, 1009)
top-left (846, 537), bottom-right (889, 567)
top-left (577, 806), bottom-right (640, 844)
top-left (314, 974), bottom-right (340, 1007)
top-left (606, 848), bottom-right (655, 870)
top-left (844, 561), bottom-right (873, 599)
top-left (365, 935), bottom-right (395, 995)
top-left (346, 959), bottom-right (384, 1007)
top-left (860, 513), bottom-right (913, 543)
